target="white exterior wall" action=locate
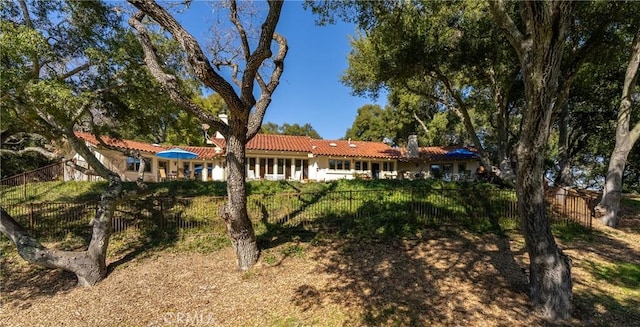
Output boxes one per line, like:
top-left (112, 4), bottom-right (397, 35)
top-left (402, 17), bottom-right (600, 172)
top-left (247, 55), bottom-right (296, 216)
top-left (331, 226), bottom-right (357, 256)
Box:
top-left (316, 157), bottom-right (353, 181)
top-left (308, 158), bottom-right (320, 181)
top-left (211, 160), bottom-right (225, 181)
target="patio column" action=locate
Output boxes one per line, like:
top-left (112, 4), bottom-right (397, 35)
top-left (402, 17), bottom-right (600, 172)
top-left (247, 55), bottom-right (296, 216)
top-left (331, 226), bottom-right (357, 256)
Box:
top-left (274, 158), bottom-right (278, 177)
top-left (202, 160), bottom-right (208, 181)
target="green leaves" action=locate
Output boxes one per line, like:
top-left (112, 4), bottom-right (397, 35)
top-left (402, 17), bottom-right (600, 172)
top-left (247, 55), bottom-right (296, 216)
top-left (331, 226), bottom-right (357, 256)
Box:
top-left (261, 122), bottom-right (322, 139)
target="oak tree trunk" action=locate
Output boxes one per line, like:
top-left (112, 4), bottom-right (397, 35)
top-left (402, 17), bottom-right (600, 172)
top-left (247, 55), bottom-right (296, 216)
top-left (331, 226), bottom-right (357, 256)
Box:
top-left (516, 147), bottom-right (573, 320)
top-left (555, 104), bottom-right (573, 186)
top-left (596, 31), bottom-right (640, 227)
top-left (490, 1), bottom-right (574, 320)
top-left (128, 0), bottom-right (286, 271)
top-left (516, 70), bottom-right (573, 319)
top-left (0, 175), bottom-right (121, 286)
top-left (494, 84), bottom-right (516, 183)
top-left (220, 128), bottom-right (259, 270)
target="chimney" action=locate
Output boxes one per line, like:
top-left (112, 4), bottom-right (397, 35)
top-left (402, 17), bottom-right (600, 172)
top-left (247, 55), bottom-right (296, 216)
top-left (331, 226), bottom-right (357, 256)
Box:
top-left (215, 111), bottom-right (228, 139)
top-left (407, 134), bottom-right (419, 159)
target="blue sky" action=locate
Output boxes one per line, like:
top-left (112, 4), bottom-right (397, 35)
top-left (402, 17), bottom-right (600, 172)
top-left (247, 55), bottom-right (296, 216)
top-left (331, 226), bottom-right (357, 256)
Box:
top-left (170, 1), bottom-right (386, 140)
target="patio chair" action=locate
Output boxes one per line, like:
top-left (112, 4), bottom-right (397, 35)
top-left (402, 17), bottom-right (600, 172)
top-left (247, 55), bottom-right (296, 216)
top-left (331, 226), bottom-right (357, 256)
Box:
top-left (289, 170), bottom-right (302, 181)
top-left (178, 169), bottom-right (185, 180)
top-left (159, 168), bottom-right (168, 182)
top-left (247, 170), bottom-right (257, 180)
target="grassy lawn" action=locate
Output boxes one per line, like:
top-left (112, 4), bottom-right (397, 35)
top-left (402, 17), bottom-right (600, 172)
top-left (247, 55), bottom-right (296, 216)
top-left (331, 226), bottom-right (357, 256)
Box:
top-left (0, 178), bottom-right (494, 204)
top-left (0, 180), bottom-right (638, 326)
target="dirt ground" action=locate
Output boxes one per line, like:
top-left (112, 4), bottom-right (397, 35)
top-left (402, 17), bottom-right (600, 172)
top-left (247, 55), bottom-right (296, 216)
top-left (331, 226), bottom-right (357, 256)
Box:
top-left (1, 211), bottom-right (639, 326)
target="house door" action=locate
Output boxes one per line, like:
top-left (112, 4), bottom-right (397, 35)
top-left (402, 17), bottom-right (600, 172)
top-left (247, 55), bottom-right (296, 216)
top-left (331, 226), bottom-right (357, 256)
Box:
top-left (371, 163), bottom-right (380, 179)
top-left (259, 158), bottom-right (267, 179)
top-left (302, 159), bottom-right (308, 179)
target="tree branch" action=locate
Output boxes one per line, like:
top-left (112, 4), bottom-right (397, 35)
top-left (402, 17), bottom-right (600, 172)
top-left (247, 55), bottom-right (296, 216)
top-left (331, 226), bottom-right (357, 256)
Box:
top-left (128, 11), bottom-right (229, 136)
top-left (488, 0), bottom-right (525, 60)
top-left (65, 159), bottom-right (99, 176)
top-left (0, 207), bottom-right (68, 270)
top-left (17, 0), bottom-right (40, 78)
top-left (247, 30), bottom-right (288, 139)
top-left (64, 126), bottom-right (119, 181)
top-left (58, 62), bottom-right (91, 81)
top-left (239, 0), bottom-right (284, 109)
top-left (413, 112), bottom-right (429, 134)
top-left (0, 147), bottom-right (60, 160)
top-left (230, 0), bottom-right (251, 61)
top-left (622, 30), bottom-right (640, 145)
top-left (127, 0), bottom-right (244, 111)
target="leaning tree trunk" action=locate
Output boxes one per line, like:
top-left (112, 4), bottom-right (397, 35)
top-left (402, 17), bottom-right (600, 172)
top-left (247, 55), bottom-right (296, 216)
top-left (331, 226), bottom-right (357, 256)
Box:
top-left (516, 48), bottom-right (573, 319)
top-left (490, 0), bottom-right (574, 320)
top-left (516, 140), bottom-right (573, 320)
top-left (596, 31), bottom-right (640, 227)
top-left (555, 104), bottom-right (574, 187)
top-left (220, 128), bottom-right (259, 270)
top-left (0, 174), bottom-right (121, 286)
top-left (494, 81), bottom-right (516, 183)
top-left (597, 147), bottom-right (631, 227)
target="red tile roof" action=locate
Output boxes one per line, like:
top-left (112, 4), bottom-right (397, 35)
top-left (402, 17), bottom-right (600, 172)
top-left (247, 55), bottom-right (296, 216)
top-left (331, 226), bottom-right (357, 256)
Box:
top-left (248, 134), bottom-right (313, 152)
top-left (74, 131), bottom-right (166, 154)
top-left (76, 131), bottom-right (470, 162)
top-left (214, 135), bottom-right (399, 159)
top-left (177, 146), bottom-right (222, 160)
top-left (310, 139), bottom-right (400, 159)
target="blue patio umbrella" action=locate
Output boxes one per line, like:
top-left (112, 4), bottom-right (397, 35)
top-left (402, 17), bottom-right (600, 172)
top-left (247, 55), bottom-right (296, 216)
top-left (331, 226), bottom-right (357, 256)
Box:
top-left (445, 148), bottom-right (478, 159)
top-left (156, 148), bottom-right (199, 159)
top-left (156, 148), bottom-right (198, 178)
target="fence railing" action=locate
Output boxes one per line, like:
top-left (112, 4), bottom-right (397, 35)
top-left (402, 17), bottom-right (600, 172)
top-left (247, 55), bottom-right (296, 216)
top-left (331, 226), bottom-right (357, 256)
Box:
top-left (2, 187), bottom-right (592, 241)
top-left (0, 160), bottom-right (70, 205)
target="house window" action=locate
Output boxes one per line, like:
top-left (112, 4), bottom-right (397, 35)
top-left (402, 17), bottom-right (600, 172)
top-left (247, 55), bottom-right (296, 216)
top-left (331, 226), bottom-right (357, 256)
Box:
top-left (127, 157), bottom-right (151, 172)
top-left (267, 158), bottom-right (274, 174)
top-left (382, 162), bottom-right (395, 172)
top-left (329, 159), bottom-right (351, 171)
top-left (277, 158), bottom-right (285, 174)
top-left (443, 164), bottom-right (453, 175)
top-left (247, 157), bottom-right (256, 174)
top-left (458, 163), bottom-right (466, 173)
top-left (355, 161), bottom-right (369, 171)
top-left (430, 164), bottom-right (441, 177)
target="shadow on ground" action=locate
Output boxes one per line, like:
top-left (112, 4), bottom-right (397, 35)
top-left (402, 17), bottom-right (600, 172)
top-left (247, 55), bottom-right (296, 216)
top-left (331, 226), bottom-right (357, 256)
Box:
top-left (0, 253), bottom-right (77, 309)
top-left (291, 227), bottom-right (537, 326)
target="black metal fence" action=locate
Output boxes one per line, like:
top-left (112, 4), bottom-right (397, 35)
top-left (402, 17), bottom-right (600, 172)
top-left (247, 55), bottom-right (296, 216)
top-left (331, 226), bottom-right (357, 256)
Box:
top-left (0, 160), bottom-right (69, 205)
top-left (3, 188), bottom-right (592, 241)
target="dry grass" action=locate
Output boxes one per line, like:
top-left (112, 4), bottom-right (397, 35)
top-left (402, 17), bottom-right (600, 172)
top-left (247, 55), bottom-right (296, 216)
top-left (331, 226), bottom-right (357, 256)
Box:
top-left (1, 208), bottom-right (639, 326)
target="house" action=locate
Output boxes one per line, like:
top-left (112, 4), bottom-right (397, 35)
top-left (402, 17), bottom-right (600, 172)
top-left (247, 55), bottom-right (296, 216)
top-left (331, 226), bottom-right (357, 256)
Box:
top-left (70, 131), bottom-right (482, 183)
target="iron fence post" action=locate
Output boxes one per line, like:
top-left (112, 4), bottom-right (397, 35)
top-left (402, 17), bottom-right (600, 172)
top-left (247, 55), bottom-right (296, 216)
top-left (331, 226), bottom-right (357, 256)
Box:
top-left (29, 202), bottom-right (34, 233)
top-left (23, 174), bottom-right (27, 201)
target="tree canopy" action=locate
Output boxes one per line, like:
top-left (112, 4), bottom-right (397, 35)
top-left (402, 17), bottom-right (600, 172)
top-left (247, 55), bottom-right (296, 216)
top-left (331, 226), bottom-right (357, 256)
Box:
top-left (308, 0), bottom-right (640, 319)
top-left (261, 122), bottom-right (322, 138)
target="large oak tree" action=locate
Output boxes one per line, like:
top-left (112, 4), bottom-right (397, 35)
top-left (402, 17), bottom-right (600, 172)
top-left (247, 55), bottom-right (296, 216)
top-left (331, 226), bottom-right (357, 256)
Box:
top-left (488, 0), bottom-right (575, 319)
top-left (0, 0), bottom-right (150, 286)
top-left (309, 0), bottom-right (635, 320)
top-left (127, 0), bottom-right (287, 270)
